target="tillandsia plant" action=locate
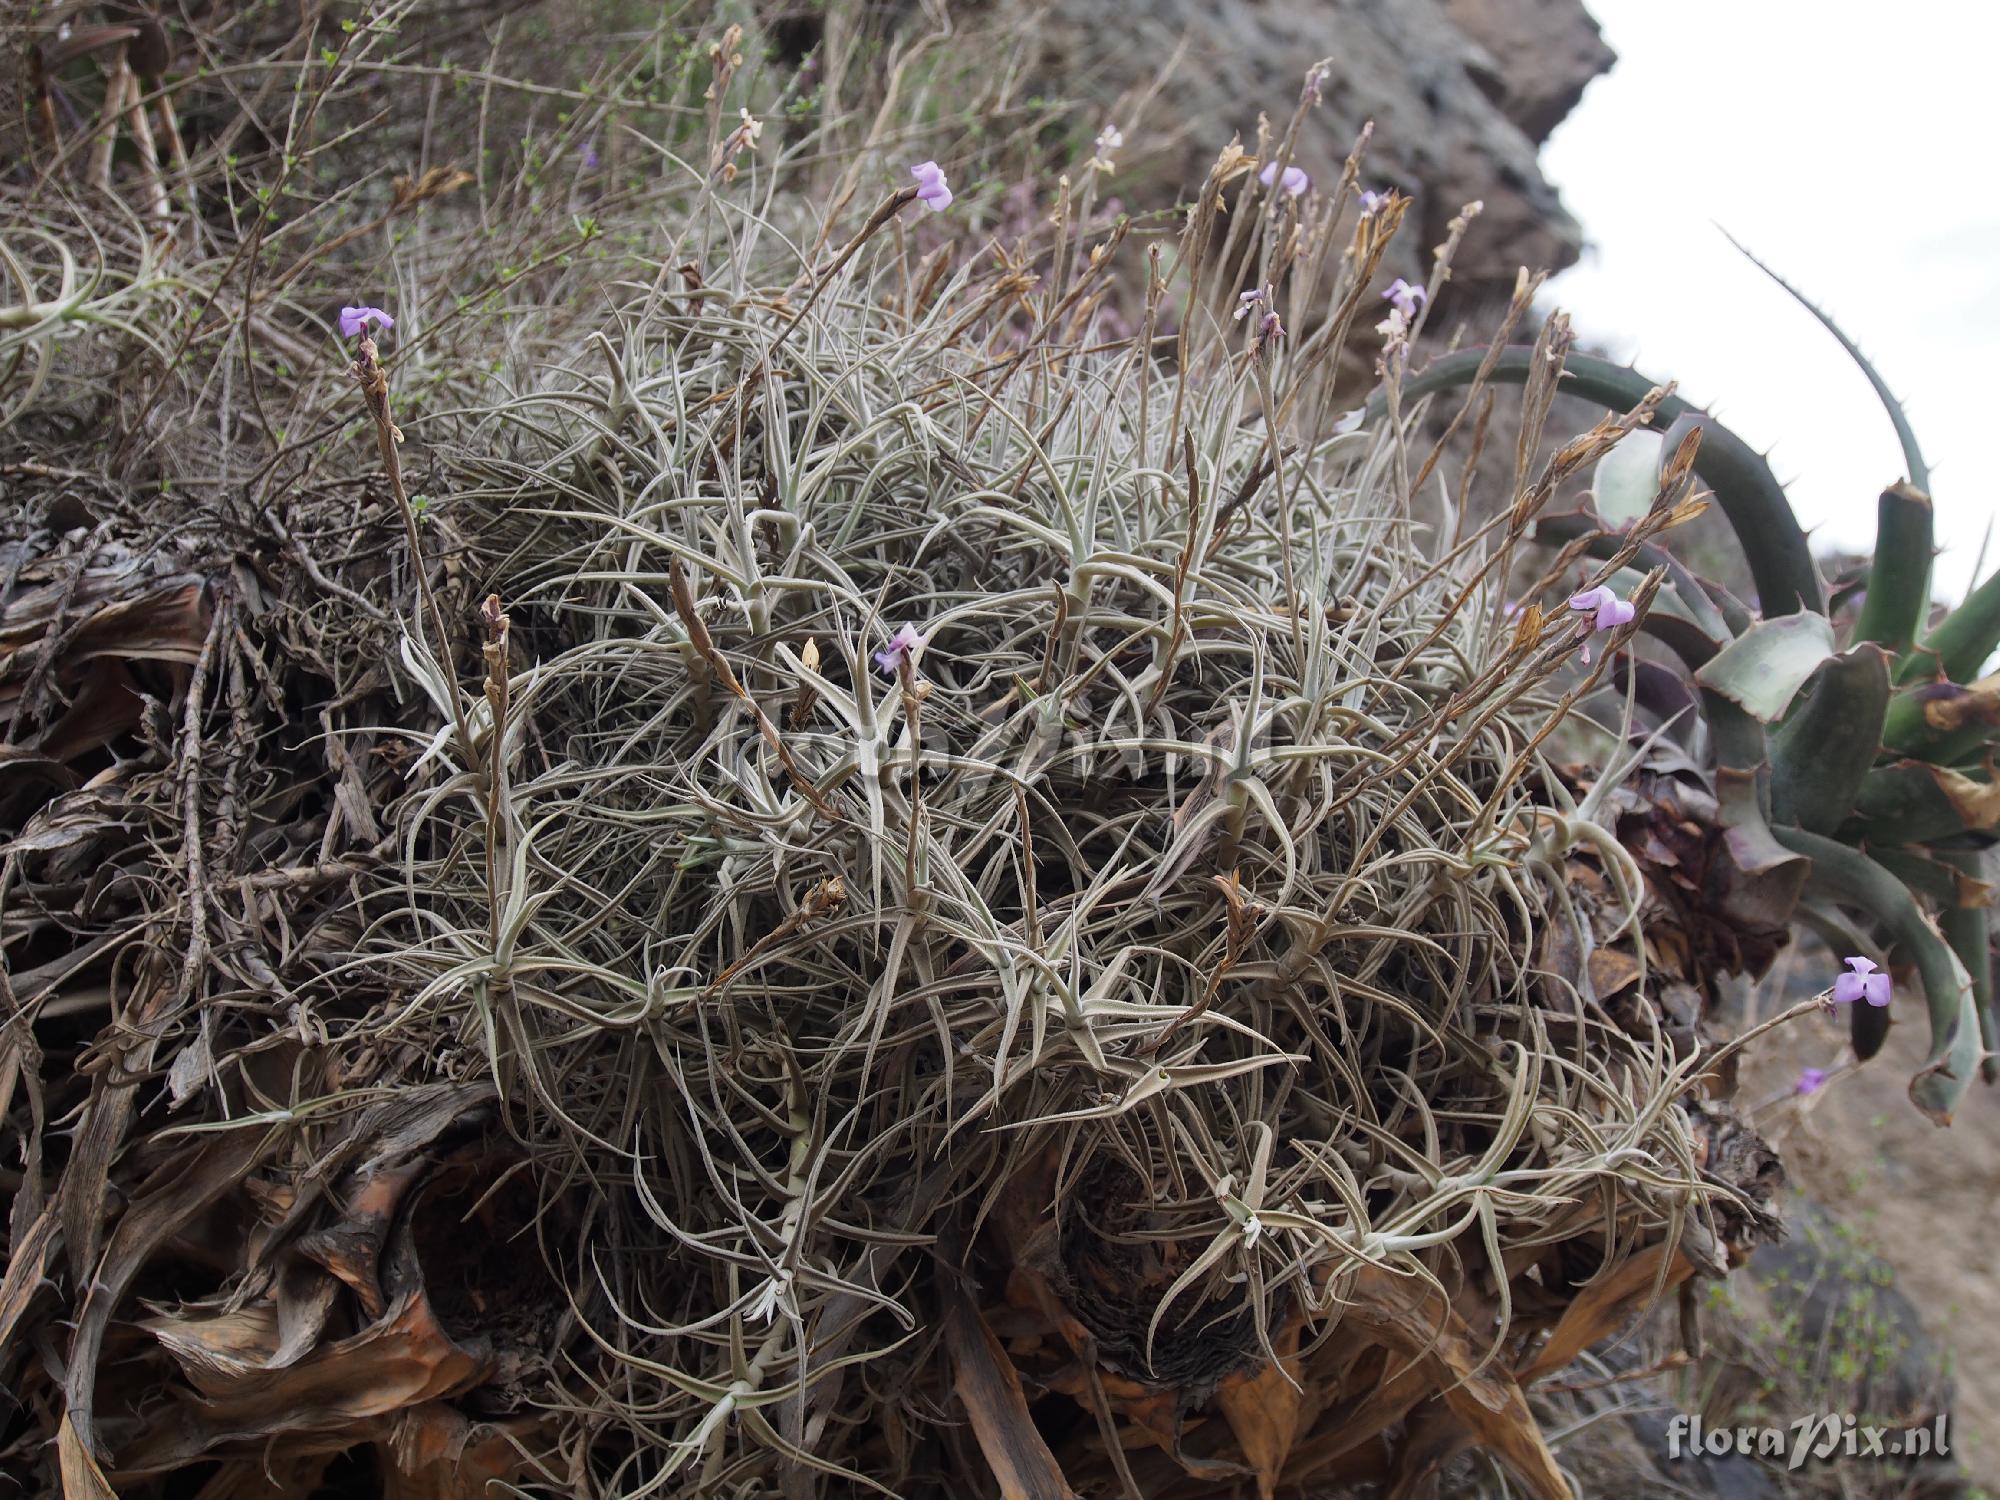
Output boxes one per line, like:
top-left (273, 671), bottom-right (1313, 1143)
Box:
top-left (252, 69), bottom-right (1798, 1500)
top-left (2, 12), bottom-right (1807, 1497)
top-left (1370, 239), bottom-right (1997, 1124)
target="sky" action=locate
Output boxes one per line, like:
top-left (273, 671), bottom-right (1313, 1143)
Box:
top-left (1541, 1), bottom-right (2000, 600)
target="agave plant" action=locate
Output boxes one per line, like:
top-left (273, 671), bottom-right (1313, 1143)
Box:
top-left (1379, 247), bottom-right (1996, 1124)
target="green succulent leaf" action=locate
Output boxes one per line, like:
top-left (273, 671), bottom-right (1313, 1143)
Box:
top-left (1379, 347), bottom-right (1826, 617)
top-left (1850, 759), bottom-right (2000, 845)
top-left (1881, 672), bottom-right (2000, 764)
top-left (1936, 849), bottom-right (1999, 1085)
top-left (1867, 845), bottom-right (1993, 911)
top-left (1768, 644), bottom-right (1890, 835)
top-left (1850, 482), bottom-right (1934, 657)
top-left (1773, 828), bottom-right (1982, 1126)
top-left (1591, 428), bottom-right (1663, 529)
top-left (1902, 567), bottom-right (2000, 685)
top-left (1694, 612), bottom-right (1837, 724)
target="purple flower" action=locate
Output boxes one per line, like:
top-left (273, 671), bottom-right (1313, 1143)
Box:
top-left (1234, 287), bottom-right (1267, 321)
top-left (1795, 1066), bottom-right (1830, 1096)
top-left (1832, 955), bottom-right (1891, 1007)
top-left (1381, 277), bottom-right (1427, 319)
top-left (1259, 161), bottom-right (1309, 198)
top-left (1568, 584), bottom-right (1635, 665)
top-left (909, 160), bottom-right (953, 211)
top-left (338, 305), bottom-right (394, 340)
top-left (1359, 189), bottom-right (1389, 215)
top-left (1568, 585), bottom-right (1636, 633)
top-left (581, 142), bottom-right (600, 169)
top-left (874, 623), bottom-right (925, 674)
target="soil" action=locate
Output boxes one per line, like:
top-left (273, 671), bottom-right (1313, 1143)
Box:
top-left (1737, 944), bottom-right (2000, 1485)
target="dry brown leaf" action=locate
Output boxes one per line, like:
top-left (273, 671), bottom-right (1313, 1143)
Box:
top-left (945, 1285), bottom-right (1078, 1500)
top-left (1332, 1268), bottom-right (1573, 1500)
top-left (0, 1203), bottom-right (59, 1382)
top-left (1586, 946), bottom-right (1643, 1001)
top-left (1515, 1243), bottom-right (1694, 1384)
top-left (1385, 1398), bottom-right (1475, 1499)
top-left (58, 1414), bottom-right (117, 1500)
top-left (1215, 1323), bottom-right (1303, 1500)
top-left (1281, 1340), bottom-right (1436, 1484)
top-left (64, 1121), bottom-right (276, 1467)
top-left (380, 1403), bottom-right (546, 1499)
top-left (122, 1286), bottom-right (493, 1475)
top-left (190, 1454), bottom-right (331, 1498)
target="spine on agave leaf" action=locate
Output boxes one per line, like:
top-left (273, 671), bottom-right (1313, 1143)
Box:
top-left (1724, 229), bottom-right (1930, 494)
top-left (1374, 347), bottom-right (1826, 618)
top-left (1773, 828), bottom-right (1984, 1125)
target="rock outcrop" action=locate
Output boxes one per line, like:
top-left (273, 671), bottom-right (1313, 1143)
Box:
top-left (1008, 0), bottom-right (1613, 294)
top-left (1445, 0), bottom-right (1616, 142)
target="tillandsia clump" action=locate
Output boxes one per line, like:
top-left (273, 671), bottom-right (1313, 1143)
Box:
top-left (277, 91), bottom-right (1778, 1500)
top-left (2, 13), bottom-right (1798, 1498)
top-left (1377, 243), bottom-right (2000, 1127)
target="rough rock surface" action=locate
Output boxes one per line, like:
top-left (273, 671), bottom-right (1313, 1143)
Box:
top-left (1007, 0), bottom-right (1613, 294)
top-left (1445, 0), bottom-right (1617, 141)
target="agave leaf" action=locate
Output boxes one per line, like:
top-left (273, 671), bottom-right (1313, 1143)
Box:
top-left (1881, 673), bottom-right (2000, 762)
top-left (1902, 568), bottom-right (2000, 685)
top-left (1774, 829), bottom-right (1982, 1125)
top-left (1382, 347), bottom-right (1826, 617)
top-left (1723, 229), bottom-right (1930, 493)
top-left (1851, 760), bottom-right (2000, 845)
top-left (1702, 692), bottom-right (1812, 939)
top-left (1694, 612), bottom-right (1836, 724)
top-left (1767, 644), bottom-right (1890, 835)
top-left (1936, 849), bottom-right (1999, 1085)
top-left (1867, 845), bottom-right (1994, 911)
top-left (1590, 429), bottom-right (1663, 529)
top-left (1610, 657), bottom-right (1698, 732)
top-left (1699, 688), bottom-right (1767, 775)
top-left (1691, 691), bottom-right (1813, 961)
top-left (1709, 764), bottom-right (1810, 938)
top-left (1851, 482), bottom-right (1934, 657)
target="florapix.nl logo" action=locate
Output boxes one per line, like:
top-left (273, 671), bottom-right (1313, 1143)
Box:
top-left (1666, 1413), bottom-right (1950, 1471)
